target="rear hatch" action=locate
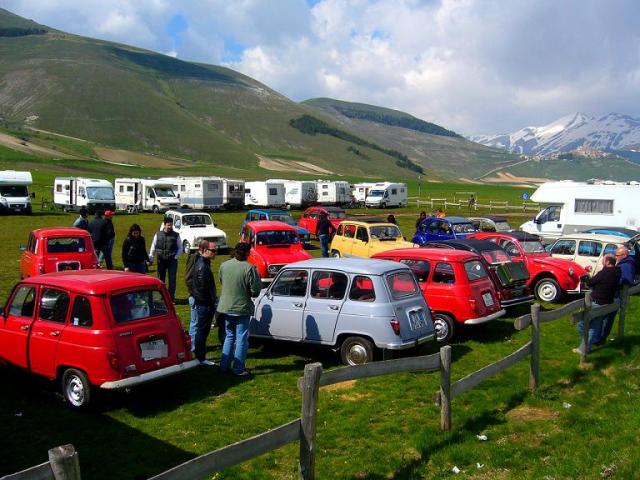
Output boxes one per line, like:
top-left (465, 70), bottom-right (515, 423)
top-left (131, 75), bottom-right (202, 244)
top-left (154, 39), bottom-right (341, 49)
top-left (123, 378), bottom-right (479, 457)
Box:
top-left (464, 260), bottom-right (501, 317)
top-left (44, 236), bottom-right (96, 273)
top-left (385, 270), bottom-right (435, 343)
top-left (491, 261), bottom-right (531, 305)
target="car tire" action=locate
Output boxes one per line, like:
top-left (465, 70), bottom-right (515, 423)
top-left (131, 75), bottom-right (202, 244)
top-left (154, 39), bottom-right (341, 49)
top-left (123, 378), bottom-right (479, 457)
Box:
top-left (380, 203), bottom-right (386, 209)
top-left (62, 368), bottom-right (91, 409)
top-left (535, 277), bottom-right (562, 303)
top-left (152, 205), bottom-right (160, 214)
top-left (183, 240), bottom-right (191, 253)
top-left (433, 313), bottom-right (455, 344)
top-left (331, 250), bottom-right (341, 258)
top-left (340, 336), bottom-right (375, 365)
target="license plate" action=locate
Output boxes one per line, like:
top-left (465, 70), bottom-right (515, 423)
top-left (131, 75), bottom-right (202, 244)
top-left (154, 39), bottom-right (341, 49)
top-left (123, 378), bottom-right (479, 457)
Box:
top-left (58, 262), bottom-right (80, 271)
top-left (482, 292), bottom-right (494, 307)
top-left (408, 309), bottom-right (427, 330)
top-left (140, 339), bottom-right (168, 361)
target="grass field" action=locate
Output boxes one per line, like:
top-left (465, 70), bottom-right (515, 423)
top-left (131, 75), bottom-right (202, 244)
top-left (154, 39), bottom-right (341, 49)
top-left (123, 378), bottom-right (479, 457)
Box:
top-left (1, 196), bottom-right (640, 479)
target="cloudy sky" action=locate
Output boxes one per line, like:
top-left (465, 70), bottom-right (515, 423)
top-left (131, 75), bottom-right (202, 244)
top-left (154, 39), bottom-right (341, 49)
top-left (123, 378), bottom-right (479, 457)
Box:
top-left (5, 0), bottom-right (640, 135)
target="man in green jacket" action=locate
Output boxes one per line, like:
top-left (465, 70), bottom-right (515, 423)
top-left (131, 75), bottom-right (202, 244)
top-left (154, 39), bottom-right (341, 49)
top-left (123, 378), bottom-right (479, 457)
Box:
top-left (218, 242), bottom-right (262, 376)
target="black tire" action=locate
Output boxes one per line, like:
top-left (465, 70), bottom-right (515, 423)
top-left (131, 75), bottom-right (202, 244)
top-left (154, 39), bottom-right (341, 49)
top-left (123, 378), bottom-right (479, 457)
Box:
top-left (61, 368), bottom-right (91, 409)
top-left (535, 277), bottom-right (562, 303)
top-left (183, 239), bottom-right (191, 253)
top-left (26, 205), bottom-right (32, 215)
top-left (433, 313), bottom-right (455, 344)
top-left (380, 203), bottom-right (386, 209)
top-left (340, 336), bottom-right (375, 365)
top-left (331, 250), bottom-right (341, 258)
top-left (152, 205), bottom-right (160, 214)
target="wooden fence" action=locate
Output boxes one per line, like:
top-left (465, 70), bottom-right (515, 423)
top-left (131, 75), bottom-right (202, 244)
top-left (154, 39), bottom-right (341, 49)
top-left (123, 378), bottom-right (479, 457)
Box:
top-left (414, 196), bottom-right (540, 213)
top-left (1, 445), bottom-right (80, 480)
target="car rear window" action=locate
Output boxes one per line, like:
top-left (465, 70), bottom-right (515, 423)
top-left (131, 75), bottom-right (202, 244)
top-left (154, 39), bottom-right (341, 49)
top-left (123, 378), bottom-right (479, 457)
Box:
top-left (464, 260), bottom-right (489, 281)
top-left (387, 271), bottom-right (420, 299)
top-left (110, 290), bottom-right (169, 323)
top-left (481, 249), bottom-right (511, 264)
top-left (47, 237), bottom-right (87, 253)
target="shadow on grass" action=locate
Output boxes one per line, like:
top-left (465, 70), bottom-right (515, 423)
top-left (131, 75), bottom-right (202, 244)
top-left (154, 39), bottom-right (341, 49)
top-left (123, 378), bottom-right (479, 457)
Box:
top-left (457, 318), bottom-right (519, 344)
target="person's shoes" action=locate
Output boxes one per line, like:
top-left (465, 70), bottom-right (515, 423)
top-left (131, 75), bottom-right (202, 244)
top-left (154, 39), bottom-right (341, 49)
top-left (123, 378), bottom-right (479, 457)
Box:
top-left (233, 370), bottom-right (251, 377)
top-left (572, 348), bottom-right (582, 354)
top-left (199, 359), bottom-right (216, 366)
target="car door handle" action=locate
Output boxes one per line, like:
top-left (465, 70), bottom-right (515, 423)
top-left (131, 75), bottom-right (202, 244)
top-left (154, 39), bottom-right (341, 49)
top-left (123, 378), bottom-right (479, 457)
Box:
top-left (50, 331), bottom-right (60, 337)
top-left (20, 325), bottom-right (29, 331)
top-left (329, 305), bottom-right (339, 311)
top-left (293, 302), bottom-right (303, 308)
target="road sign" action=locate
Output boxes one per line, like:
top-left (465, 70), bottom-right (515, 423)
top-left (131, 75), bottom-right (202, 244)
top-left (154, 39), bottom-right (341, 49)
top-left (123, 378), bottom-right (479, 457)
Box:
top-left (522, 193), bottom-right (529, 201)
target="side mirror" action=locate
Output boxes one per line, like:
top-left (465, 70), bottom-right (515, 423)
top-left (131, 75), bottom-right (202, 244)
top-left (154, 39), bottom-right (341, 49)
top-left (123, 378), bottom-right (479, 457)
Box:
top-left (214, 223), bottom-right (218, 227)
top-left (533, 217), bottom-right (541, 224)
top-left (19, 245), bottom-right (26, 251)
top-left (30, 192), bottom-right (36, 198)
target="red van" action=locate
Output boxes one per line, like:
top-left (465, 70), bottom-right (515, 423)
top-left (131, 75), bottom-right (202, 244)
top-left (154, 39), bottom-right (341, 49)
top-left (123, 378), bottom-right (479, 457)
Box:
top-left (0, 271), bottom-right (196, 409)
top-left (297, 206), bottom-right (346, 237)
top-left (20, 228), bottom-right (100, 278)
top-left (373, 248), bottom-right (505, 343)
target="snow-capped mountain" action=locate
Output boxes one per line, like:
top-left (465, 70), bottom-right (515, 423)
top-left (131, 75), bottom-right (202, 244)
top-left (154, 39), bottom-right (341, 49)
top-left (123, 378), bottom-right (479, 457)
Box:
top-left (471, 113), bottom-right (640, 156)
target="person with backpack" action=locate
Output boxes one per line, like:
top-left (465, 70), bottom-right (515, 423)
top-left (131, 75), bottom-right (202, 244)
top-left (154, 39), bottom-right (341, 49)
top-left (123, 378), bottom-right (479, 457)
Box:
top-left (148, 216), bottom-right (183, 301)
top-left (121, 224), bottom-right (149, 273)
top-left (72, 207), bottom-right (89, 231)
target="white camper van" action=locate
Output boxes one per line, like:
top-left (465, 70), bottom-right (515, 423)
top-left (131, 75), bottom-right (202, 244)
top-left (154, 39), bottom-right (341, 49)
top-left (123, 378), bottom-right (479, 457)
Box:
top-left (114, 178), bottom-right (180, 213)
top-left (0, 170), bottom-right (34, 214)
top-left (221, 178), bottom-right (245, 210)
top-left (245, 181), bottom-right (286, 208)
top-left (268, 179), bottom-right (317, 208)
top-left (352, 183), bottom-right (376, 206)
top-left (53, 177), bottom-right (115, 213)
top-left (316, 180), bottom-right (351, 206)
top-left (521, 180), bottom-right (640, 241)
top-left (158, 177), bottom-right (224, 210)
top-left (365, 182), bottom-right (408, 208)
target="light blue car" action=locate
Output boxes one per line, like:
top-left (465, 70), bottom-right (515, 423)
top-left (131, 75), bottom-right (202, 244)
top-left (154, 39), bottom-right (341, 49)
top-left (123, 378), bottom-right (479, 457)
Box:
top-left (241, 209), bottom-right (311, 246)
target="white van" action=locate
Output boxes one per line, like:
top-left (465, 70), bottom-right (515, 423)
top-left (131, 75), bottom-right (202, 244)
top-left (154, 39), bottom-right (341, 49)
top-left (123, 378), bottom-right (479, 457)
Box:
top-left (521, 180), bottom-right (640, 241)
top-left (316, 180), bottom-right (351, 206)
top-left (245, 181), bottom-right (286, 208)
top-left (114, 178), bottom-right (180, 213)
top-left (352, 183), bottom-right (376, 206)
top-left (268, 179), bottom-right (317, 208)
top-left (53, 177), bottom-right (115, 213)
top-left (221, 178), bottom-right (245, 210)
top-left (0, 170), bottom-right (34, 214)
top-left (365, 182), bottom-right (408, 208)
top-left (158, 176), bottom-right (224, 210)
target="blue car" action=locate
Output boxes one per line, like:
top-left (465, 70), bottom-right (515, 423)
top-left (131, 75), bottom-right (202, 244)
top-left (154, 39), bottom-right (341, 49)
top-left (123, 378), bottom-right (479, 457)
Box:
top-left (241, 209), bottom-right (311, 245)
top-left (412, 216), bottom-right (477, 245)
top-left (580, 227), bottom-right (639, 239)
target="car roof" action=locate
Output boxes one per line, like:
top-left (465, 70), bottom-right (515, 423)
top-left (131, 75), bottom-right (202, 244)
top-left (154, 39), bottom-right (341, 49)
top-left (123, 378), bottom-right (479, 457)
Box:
top-left (375, 248), bottom-right (480, 262)
top-left (479, 231), bottom-right (541, 242)
top-left (582, 227), bottom-right (638, 236)
top-left (444, 216), bottom-right (472, 223)
top-left (284, 258), bottom-right (409, 275)
top-left (247, 209), bottom-right (289, 215)
top-left (33, 227), bottom-right (91, 237)
top-left (469, 215), bottom-right (507, 222)
top-left (246, 221), bottom-right (298, 232)
top-left (166, 209), bottom-right (209, 215)
top-left (555, 233), bottom-right (627, 243)
top-left (424, 239), bottom-right (507, 253)
top-left (307, 206), bottom-right (344, 212)
top-left (21, 270), bottom-right (164, 295)
top-left (341, 220), bottom-right (397, 227)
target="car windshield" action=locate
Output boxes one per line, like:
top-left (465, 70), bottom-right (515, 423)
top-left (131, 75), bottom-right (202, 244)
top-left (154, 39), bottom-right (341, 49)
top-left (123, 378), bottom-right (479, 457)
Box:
top-left (256, 230), bottom-right (299, 245)
top-left (368, 190), bottom-right (384, 197)
top-left (328, 211), bottom-right (346, 219)
top-left (481, 249), bottom-right (512, 264)
top-left (387, 271), bottom-right (420, 299)
top-left (270, 214), bottom-right (296, 226)
top-left (183, 214), bottom-right (212, 226)
top-left (86, 187), bottom-right (114, 200)
top-left (452, 222), bottom-right (476, 233)
top-left (520, 240), bottom-right (546, 253)
top-left (47, 237), bottom-right (87, 253)
top-left (370, 225), bottom-right (402, 240)
top-left (154, 187), bottom-right (175, 197)
top-left (495, 221), bottom-right (511, 232)
top-left (110, 290), bottom-right (169, 323)
top-left (0, 185), bottom-right (28, 196)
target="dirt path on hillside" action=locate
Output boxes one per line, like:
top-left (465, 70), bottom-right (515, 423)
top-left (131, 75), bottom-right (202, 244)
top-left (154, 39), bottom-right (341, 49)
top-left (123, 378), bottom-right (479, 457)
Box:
top-left (257, 155), bottom-right (334, 175)
top-left (0, 132), bottom-right (80, 158)
top-left (95, 147), bottom-right (185, 168)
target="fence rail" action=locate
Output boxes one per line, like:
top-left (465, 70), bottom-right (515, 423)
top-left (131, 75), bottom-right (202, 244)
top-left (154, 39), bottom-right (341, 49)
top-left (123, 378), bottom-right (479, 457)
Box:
top-left (414, 196), bottom-right (540, 213)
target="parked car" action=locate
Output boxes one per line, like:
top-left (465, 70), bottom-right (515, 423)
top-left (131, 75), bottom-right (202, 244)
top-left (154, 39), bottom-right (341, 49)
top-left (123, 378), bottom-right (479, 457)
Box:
top-left (163, 209), bottom-right (228, 252)
top-left (297, 206), bottom-right (346, 236)
top-left (412, 216), bottom-right (477, 245)
top-left (423, 239), bottom-right (534, 308)
top-left (241, 209), bottom-right (311, 245)
top-left (548, 233), bottom-right (640, 276)
top-left (373, 248), bottom-right (505, 343)
top-left (470, 232), bottom-right (588, 303)
top-left (469, 215), bottom-right (513, 232)
top-left (19, 228), bottom-right (100, 279)
top-left (0, 270), bottom-right (197, 409)
top-left (580, 227), bottom-right (639, 239)
top-left (330, 219), bottom-right (416, 258)
top-left (240, 221), bottom-right (312, 282)
top-left (251, 258), bottom-right (436, 365)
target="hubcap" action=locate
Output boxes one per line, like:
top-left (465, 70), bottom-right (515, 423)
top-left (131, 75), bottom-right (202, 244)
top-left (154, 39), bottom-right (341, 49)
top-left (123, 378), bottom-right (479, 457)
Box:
top-left (434, 317), bottom-right (449, 342)
top-left (66, 375), bottom-right (85, 407)
top-left (538, 282), bottom-right (558, 302)
top-left (347, 344), bottom-right (368, 365)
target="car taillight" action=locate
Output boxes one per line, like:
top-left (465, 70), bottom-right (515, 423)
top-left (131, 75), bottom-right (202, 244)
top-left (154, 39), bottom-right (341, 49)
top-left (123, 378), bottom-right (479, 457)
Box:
top-left (585, 265), bottom-right (592, 272)
top-left (390, 319), bottom-right (401, 335)
top-left (38, 264), bottom-right (45, 274)
top-left (182, 330), bottom-right (192, 351)
top-left (107, 351), bottom-right (119, 371)
top-left (496, 290), bottom-right (502, 301)
top-left (468, 299), bottom-right (477, 312)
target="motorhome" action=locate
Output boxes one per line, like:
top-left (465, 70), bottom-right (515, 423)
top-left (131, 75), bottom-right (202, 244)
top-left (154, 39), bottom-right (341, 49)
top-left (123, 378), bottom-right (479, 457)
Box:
top-left (365, 182), bottom-right (408, 208)
top-left (53, 177), bottom-right (115, 213)
top-left (221, 178), bottom-right (245, 210)
top-left (268, 179), bottom-right (317, 208)
top-left (158, 176), bottom-right (224, 210)
top-left (521, 180), bottom-right (640, 241)
top-left (245, 181), bottom-right (286, 208)
top-left (352, 183), bottom-right (376, 206)
top-left (114, 178), bottom-right (180, 213)
top-left (316, 180), bottom-right (351, 206)
top-left (0, 170), bottom-right (34, 214)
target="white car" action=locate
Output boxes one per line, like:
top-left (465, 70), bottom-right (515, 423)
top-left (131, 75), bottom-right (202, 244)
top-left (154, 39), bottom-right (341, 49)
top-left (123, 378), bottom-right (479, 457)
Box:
top-left (162, 209), bottom-right (228, 252)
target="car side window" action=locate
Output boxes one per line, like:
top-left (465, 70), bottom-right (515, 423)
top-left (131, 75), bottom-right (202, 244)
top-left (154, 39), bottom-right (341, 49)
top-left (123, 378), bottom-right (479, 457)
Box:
top-left (433, 263), bottom-right (456, 284)
top-left (272, 270), bottom-right (308, 297)
top-left (349, 276), bottom-right (376, 302)
top-left (336, 224), bottom-right (344, 236)
top-left (604, 244), bottom-right (618, 256)
top-left (259, 214), bottom-right (267, 220)
top-left (28, 234), bottom-right (36, 253)
top-left (428, 221), bottom-right (441, 234)
top-left (578, 241), bottom-right (602, 258)
top-left (311, 271), bottom-right (348, 300)
top-left (356, 227), bottom-right (369, 242)
top-left (8, 286), bottom-right (36, 318)
top-left (551, 239), bottom-right (576, 255)
top-left (174, 217), bottom-right (181, 229)
top-left (71, 296), bottom-right (93, 327)
top-left (399, 259), bottom-right (431, 283)
top-left (39, 288), bottom-right (70, 324)
top-left (344, 225), bottom-right (356, 238)
top-left (499, 240), bottom-right (520, 257)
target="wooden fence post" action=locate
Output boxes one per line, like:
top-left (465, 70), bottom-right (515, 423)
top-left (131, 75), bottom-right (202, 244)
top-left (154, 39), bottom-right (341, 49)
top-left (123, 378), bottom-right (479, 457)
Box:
top-left (530, 303), bottom-right (540, 391)
top-left (581, 291), bottom-right (592, 364)
top-left (439, 345), bottom-right (452, 431)
top-left (300, 362), bottom-right (322, 480)
top-left (48, 444), bottom-right (81, 480)
top-left (618, 284), bottom-right (629, 339)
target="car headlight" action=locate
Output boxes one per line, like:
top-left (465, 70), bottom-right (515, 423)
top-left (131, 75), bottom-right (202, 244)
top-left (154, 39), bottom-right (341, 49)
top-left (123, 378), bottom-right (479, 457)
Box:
top-left (268, 265), bottom-right (279, 274)
top-left (568, 268), bottom-right (574, 276)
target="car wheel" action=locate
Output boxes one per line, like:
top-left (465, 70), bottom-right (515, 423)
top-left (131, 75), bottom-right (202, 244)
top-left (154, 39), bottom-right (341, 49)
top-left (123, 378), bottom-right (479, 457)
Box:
top-left (380, 203), bottom-right (386, 209)
top-left (340, 336), bottom-right (375, 365)
top-left (183, 240), bottom-right (191, 252)
top-left (62, 368), bottom-right (91, 409)
top-left (433, 313), bottom-right (455, 344)
top-left (152, 205), bottom-right (160, 214)
top-left (331, 250), bottom-right (341, 258)
top-left (535, 277), bottom-right (562, 303)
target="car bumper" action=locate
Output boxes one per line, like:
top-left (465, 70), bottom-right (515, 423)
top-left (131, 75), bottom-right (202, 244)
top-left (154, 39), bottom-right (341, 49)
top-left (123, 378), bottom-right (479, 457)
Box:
top-left (378, 333), bottom-right (436, 350)
top-left (500, 295), bottom-right (535, 307)
top-left (99, 359), bottom-right (199, 390)
top-left (463, 309), bottom-right (506, 325)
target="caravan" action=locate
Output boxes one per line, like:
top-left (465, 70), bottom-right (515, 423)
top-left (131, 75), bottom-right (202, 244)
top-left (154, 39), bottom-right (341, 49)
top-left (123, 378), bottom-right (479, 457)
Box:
top-left (521, 180), bottom-right (640, 241)
top-left (221, 178), bottom-right (245, 210)
top-left (245, 181), bottom-right (286, 208)
top-left (53, 177), bottom-right (115, 213)
top-left (114, 178), bottom-right (179, 213)
top-left (0, 170), bottom-right (34, 214)
top-left (316, 180), bottom-right (351, 206)
top-left (365, 182), bottom-right (408, 208)
top-left (158, 176), bottom-right (224, 210)
top-left (268, 179), bottom-right (317, 208)
top-left (352, 183), bottom-right (376, 206)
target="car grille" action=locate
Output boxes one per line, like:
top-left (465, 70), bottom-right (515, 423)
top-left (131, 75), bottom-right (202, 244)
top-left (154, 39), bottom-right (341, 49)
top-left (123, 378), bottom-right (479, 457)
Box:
top-left (267, 264), bottom-right (285, 276)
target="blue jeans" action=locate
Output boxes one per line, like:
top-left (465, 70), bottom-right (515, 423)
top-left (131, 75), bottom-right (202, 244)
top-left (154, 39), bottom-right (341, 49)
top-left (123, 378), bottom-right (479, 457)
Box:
top-left (99, 238), bottom-right (114, 270)
top-left (220, 314), bottom-right (250, 373)
top-left (188, 296), bottom-right (197, 352)
top-left (319, 234), bottom-right (330, 258)
top-left (128, 262), bottom-right (147, 274)
top-left (577, 301), bottom-right (604, 352)
top-left (157, 257), bottom-right (178, 301)
top-left (193, 304), bottom-right (213, 362)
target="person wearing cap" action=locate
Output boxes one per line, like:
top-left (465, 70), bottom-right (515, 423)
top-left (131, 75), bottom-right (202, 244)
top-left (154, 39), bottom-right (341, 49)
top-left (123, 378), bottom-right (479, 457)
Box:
top-left (72, 207), bottom-right (90, 231)
top-left (148, 216), bottom-right (183, 301)
top-left (218, 242), bottom-right (262, 376)
top-left (191, 240), bottom-right (218, 366)
top-left (100, 210), bottom-right (116, 270)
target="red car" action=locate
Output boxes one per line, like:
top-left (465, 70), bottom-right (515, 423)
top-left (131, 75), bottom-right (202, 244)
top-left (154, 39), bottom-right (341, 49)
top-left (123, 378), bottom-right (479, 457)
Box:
top-left (373, 248), bottom-right (504, 343)
top-left (469, 231), bottom-right (588, 303)
top-left (20, 227), bottom-right (100, 279)
top-left (240, 221), bottom-right (312, 281)
top-left (0, 271), bottom-right (196, 409)
top-left (297, 206), bottom-right (347, 237)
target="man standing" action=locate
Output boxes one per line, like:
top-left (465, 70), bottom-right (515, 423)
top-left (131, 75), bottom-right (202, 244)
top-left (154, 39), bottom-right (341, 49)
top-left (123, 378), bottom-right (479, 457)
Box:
top-left (598, 246), bottom-right (636, 344)
top-left (415, 211), bottom-right (427, 229)
top-left (316, 212), bottom-right (336, 258)
top-left (218, 243), bottom-right (262, 376)
top-left (88, 210), bottom-right (107, 265)
top-left (149, 217), bottom-right (183, 301)
top-left (72, 207), bottom-right (90, 231)
top-left (191, 240), bottom-right (217, 366)
top-left (101, 210), bottom-right (116, 270)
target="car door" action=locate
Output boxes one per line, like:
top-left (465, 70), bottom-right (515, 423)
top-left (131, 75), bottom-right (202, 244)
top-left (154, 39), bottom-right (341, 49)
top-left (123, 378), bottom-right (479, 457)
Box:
top-left (303, 270), bottom-right (348, 343)
top-left (577, 240), bottom-right (603, 274)
top-left (20, 233), bottom-right (37, 277)
top-left (351, 226), bottom-right (370, 257)
top-left (0, 284), bottom-right (37, 368)
top-left (29, 287), bottom-right (70, 378)
top-left (253, 269), bottom-right (308, 340)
